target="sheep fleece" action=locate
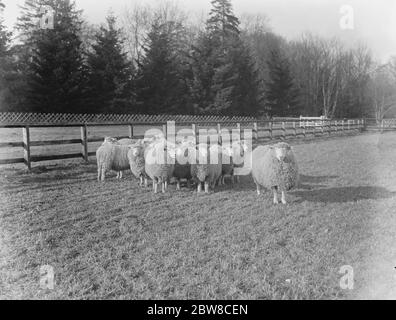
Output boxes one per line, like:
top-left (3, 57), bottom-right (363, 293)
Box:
top-left (97, 143), bottom-right (131, 172)
top-left (144, 147), bottom-right (174, 181)
top-left (252, 146), bottom-right (299, 191)
top-left (128, 147), bottom-right (146, 179)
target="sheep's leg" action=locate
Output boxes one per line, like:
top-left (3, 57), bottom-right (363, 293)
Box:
top-left (235, 176), bottom-right (240, 184)
top-left (231, 174), bottom-right (235, 185)
top-left (204, 182), bottom-right (210, 193)
top-left (197, 183), bottom-right (202, 193)
top-left (153, 180), bottom-right (158, 194)
top-left (187, 180), bottom-right (191, 189)
top-left (101, 168), bottom-right (106, 182)
top-left (140, 176), bottom-right (144, 186)
top-left (176, 180), bottom-right (181, 191)
top-left (256, 183), bottom-right (261, 195)
top-left (164, 180), bottom-right (168, 191)
top-left (272, 187), bottom-right (279, 204)
top-left (144, 178), bottom-right (148, 188)
top-left (119, 171), bottom-right (123, 179)
top-left (97, 167), bottom-right (101, 182)
top-left (162, 182), bottom-right (166, 194)
top-left (281, 191), bottom-right (287, 204)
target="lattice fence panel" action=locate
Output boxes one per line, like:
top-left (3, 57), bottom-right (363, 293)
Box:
top-left (0, 112), bottom-right (257, 125)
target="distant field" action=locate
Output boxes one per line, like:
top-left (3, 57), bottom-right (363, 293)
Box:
top-left (1, 132), bottom-right (395, 299)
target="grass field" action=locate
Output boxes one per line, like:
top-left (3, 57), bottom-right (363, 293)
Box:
top-left (1, 132), bottom-right (396, 300)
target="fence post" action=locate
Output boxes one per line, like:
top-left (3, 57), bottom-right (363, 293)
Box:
top-left (22, 125), bottom-right (31, 170)
top-left (342, 120), bottom-right (345, 132)
top-left (293, 122), bottom-right (297, 138)
top-left (217, 123), bottom-right (222, 145)
top-left (237, 123), bottom-right (242, 142)
top-left (192, 123), bottom-right (198, 145)
top-left (321, 121), bottom-right (324, 135)
top-left (81, 124), bottom-right (88, 163)
top-left (303, 123), bottom-right (307, 138)
top-left (163, 123), bottom-right (167, 140)
top-left (282, 122), bottom-right (286, 140)
top-left (253, 122), bottom-right (258, 143)
top-left (328, 121), bottom-right (331, 136)
top-left (129, 124), bottom-right (134, 138)
top-left (269, 122), bottom-right (273, 140)
top-left (335, 120), bottom-right (338, 132)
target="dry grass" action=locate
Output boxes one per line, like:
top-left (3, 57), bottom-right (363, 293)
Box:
top-left (1, 132), bottom-right (396, 300)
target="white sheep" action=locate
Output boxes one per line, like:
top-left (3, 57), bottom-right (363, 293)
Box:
top-left (172, 139), bottom-right (196, 190)
top-left (118, 138), bottom-right (140, 145)
top-left (127, 141), bottom-right (149, 187)
top-left (251, 142), bottom-right (299, 204)
top-left (220, 140), bottom-right (249, 185)
top-left (144, 138), bottom-right (176, 193)
top-left (191, 143), bottom-right (223, 193)
top-left (96, 138), bottom-right (131, 181)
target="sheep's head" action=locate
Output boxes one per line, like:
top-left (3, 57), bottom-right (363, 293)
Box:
top-left (129, 144), bottom-right (144, 158)
top-left (104, 137), bottom-right (118, 144)
top-left (274, 142), bottom-right (292, 162)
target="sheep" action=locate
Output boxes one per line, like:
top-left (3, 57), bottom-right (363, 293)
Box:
top-left (172, 139), bottom-right (196, 190)
top-left (191, 143), bottom-right (223, 193)
top-left (220, 140), bottom-right (249, 185)
top-left (118, 138), bottom-right (140, 145)
top-left (127, 142), bottom-right (149, 187)
top-left (251, 142), bottom-right (299, 204)
top-left (144, 138), bottom-right (176, 193)
top-left (96, 139), bottom-right (132, 181)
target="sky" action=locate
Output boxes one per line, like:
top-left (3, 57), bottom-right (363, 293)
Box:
top-left (2, 0), bottom-right (396, 62)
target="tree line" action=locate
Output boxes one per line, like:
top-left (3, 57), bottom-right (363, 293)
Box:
top-left (0, 0), bottom-right (395, 120)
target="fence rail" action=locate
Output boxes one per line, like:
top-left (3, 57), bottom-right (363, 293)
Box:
top-left (0, 117), bottom-right (365, 170)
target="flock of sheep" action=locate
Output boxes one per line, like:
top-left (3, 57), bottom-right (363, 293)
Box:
top-left (96, 134), bottom-right (300, 204)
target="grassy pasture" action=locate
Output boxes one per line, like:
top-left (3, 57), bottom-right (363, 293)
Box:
top-left (1, 132), bottom-right (395, 299)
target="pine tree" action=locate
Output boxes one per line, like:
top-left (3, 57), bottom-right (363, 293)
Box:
top-left (265, 50), bottom-right (299, 117)
top-left (16, 0), bottom-right (87, 113)
top-left (189, 0), bottom-right (260, 115)
top-left (86, 14), bottom-right (135, 114)
top-left (135, 19), bottom-right (190, 114)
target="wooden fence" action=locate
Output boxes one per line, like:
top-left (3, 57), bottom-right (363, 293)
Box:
top-left (0, 118), bottom-right (365, 170)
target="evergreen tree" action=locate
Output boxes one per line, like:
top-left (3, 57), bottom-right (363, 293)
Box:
top-left (189, 0), bottom-right (260, 115)
top-left (86, 14), bottom-right (135, 114)
top-left (265, 50), bottom-right (299, 117)
top-left (135, 19), bottom-right (190, 114)
top-left (16, 0), bottom-right (87, 113)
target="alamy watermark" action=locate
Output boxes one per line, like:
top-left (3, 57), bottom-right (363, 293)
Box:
top-left (339, 5), bottom-right (354, 30)
top-left (39, 6), bottom-right (55, 30)
top-left (40, 265), bottom-right (55, 290)
top-left (339, 265), bottom-right (354, 290)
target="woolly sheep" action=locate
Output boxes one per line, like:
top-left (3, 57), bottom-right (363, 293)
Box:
top-left (144, 138), bottom-right (176, 193)
top-left (96, 139), bottom-right (131, 181)
top-left (220, 141), bottom-right (249, 185)
top-left (191, 144), bottom-right (223, 193)
top-left (118, 138), bottom-right (140, 145)
top-left (127, 142), bottom-right (149, 187)
top-left (251, 142), bottom-right (299, 204)
top-left (172, 139), bottom-right (196, 190)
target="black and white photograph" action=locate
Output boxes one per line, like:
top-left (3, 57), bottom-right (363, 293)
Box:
top-left (0, 0), bottom-right (396, 303)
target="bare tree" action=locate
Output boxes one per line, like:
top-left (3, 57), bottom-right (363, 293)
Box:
top-left (370, 63), bottom-right (396, 123)
top-left (122, 3), bottom-right (153, 65)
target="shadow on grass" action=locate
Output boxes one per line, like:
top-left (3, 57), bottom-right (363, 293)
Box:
top-left (291, 186), bottom-right (396, 203)
top-left (299, 174), bottom-right (338, 184)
